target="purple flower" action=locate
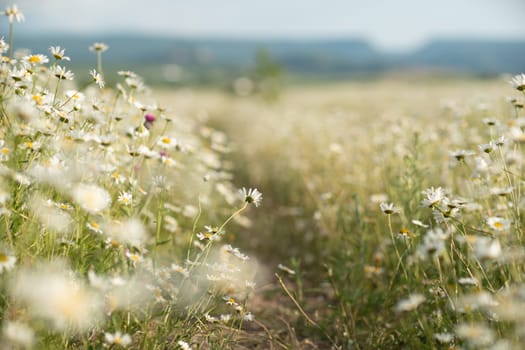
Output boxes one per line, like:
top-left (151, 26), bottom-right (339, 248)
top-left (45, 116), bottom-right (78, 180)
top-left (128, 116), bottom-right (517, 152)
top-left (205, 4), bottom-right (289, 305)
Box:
top-left (144, 114), bottom-right (156, 122)
top-left (143, 114), bottom-right (156, 129)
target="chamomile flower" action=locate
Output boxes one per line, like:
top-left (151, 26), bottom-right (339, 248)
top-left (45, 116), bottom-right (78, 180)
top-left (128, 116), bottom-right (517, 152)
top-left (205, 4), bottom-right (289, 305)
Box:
top-left (86, 221), bottom-right (103, 234)
top-left (395, 293), bottom-right (425, 312)
top-left (490, 186), bottom-right (513, 196)
top-left (0, 140), bottom-right (10, 161)
top-left (434, 332), bottom-right (454, 344)
top-left (49, 46), bottom-right (70, 61)
top-left (487, 216), bottom-right (510, 232)
top-left (421, 187), bottom-right (447, 208)
top-left (178, 340), bottom-right (192, 350)
top-left (478, 141), bottom-right (496, 154)
top-left (117, 191), bottom-right (133, 205)
top-left (455, 323), bottom-right (494, 347)
top-left (510, 73), bottom-right (525, 91)
top-left (157, 135), bottom-right (177, 149)
top-left (397, 227), bottom-right (415, 240)
top-left (449, 149), bottom-right (475, 162)
top-left (239, 187), bottom-right (263, 207)
top-left (89, 69), bottom-right (105, 88)
top-left (411, 219), bottom-right (429, 228)
top-left (473, 237), bottom-right (502, 259)
top-left (72, 184), bottom-right (111, 213)
top-left (171, 264), bottom-right (189, 278)
top-left (0, 250), bottom-right (16, 273)
top-left (89, 42), bottom-right (109, 53)
top-left (110, 171), bottom-right (126, 184)
top-left (2, 5), bottom-right (24, 23)
top-left (53, 65), bottom-right (74, 80)
top-left (118, 70), bottom-right (138, 78)
top-left (0, 37), bottom-right (8, 54)
top-left (125, 250), bottom-right (143, 265)
top-left (11, 263), bottom-right (104, 331)
top-left (379, 202), bottom-right (399, 215)
top-left (2, 321), bottom-right (34, 348)
top-left (224, 244), bottom-right (249, 261)
top-left (458, 277), bottom-right (479, 286)
top-left (23, 54), bottom-right (49, 65)
top-left (104, 331), bottom-right (132, 347)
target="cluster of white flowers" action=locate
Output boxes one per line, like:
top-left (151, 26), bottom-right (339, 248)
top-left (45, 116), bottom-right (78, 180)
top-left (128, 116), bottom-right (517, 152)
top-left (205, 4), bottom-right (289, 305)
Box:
top-left (0, 4), bottom-right (261, 348)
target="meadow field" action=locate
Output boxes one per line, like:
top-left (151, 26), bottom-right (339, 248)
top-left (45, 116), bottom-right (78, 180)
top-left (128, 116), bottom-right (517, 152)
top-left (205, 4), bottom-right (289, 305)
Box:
top-left (157, 78), bottom-right (522, 349)
top-left (3, 4), bottom-right (525, 349)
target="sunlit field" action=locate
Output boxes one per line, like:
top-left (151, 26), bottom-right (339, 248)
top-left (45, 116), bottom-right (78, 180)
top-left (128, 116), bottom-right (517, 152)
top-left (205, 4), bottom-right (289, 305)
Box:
top-left (2, 4), bottom-right (525, 349)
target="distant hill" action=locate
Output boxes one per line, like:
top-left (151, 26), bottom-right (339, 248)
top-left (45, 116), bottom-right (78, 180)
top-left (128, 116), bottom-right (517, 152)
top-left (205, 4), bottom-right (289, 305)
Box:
top-left (405, 39), bottom-right (525, 74)
top-left (13, 35), bottom-right (525, 84)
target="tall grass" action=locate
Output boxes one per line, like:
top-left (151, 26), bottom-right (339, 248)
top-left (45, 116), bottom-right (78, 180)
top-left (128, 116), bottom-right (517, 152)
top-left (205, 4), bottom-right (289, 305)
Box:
top-left (157, 79), bottom-right (525, 349)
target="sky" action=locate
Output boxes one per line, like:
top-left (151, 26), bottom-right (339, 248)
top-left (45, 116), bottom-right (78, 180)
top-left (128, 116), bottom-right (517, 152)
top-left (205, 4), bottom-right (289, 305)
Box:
top-left (9, 0), bottom-right (525, 51)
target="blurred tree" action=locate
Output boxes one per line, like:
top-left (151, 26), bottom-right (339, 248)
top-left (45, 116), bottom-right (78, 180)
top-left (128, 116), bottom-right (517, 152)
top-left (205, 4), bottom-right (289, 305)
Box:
top-left (252, 48), bottom-right (284, 101)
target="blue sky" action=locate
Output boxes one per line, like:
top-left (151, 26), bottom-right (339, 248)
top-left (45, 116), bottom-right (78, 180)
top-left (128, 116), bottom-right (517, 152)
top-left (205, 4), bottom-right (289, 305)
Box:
top-left (11, 0), bottom-right (525, 51)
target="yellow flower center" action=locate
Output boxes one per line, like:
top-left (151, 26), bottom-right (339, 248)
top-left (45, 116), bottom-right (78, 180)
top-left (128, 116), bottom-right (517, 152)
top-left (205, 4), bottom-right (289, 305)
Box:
top-left (162, 137), bottom-right (171, 144)
top-left (32, 94), bottom-right (43, 105)
top-left (28, 55), bottom-right (41, 63)
top-left (25, 142), bottom-right (33, 148)
top-left (1, 148), bottom-right (9, 155)
top-left (494, 221), bottom-right (504, 229)
top-left (0, 253), bottom-right (8, 262)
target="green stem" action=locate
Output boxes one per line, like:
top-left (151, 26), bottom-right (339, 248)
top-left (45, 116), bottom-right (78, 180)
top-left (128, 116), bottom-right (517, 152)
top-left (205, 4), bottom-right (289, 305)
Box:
top-left (8, 22), bottom-right (13, 59)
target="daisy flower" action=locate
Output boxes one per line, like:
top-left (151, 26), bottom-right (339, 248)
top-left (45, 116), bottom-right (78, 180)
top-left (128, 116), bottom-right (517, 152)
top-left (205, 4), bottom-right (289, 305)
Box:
top-left (478, 141), bottom-right (496, 154)
top-left (125, 250), bottom-right (143, 266)
top-left (53, 66), bottom-right (74, 80)
top-left (118, 191), bottom-right (133, 205)
top-left (104, 331), bottom-right (132, 347)
top-left (157, 136), bottom-right (177, 149)
top-left (239, 187), bottom-right (263, 207)
top-left (0, 250), bottom-right (16, 273)
top-left (171, 264), bottom-right (190, 278)
top-left (2, 5), bottom-right (24, 23)
top-left (397, 227), bottom-right (415, 240)
top-left (455, 323), bottom-right (494, 347)
top-left (89, 69), bottom-right (105, 88)
top-left (72, 184), bottom-right (111, 213)
top-left (178, 340), bottom-right (192, 350)
top-left (421, 187), bottom-right (447, 208)
top-left (411, 219), bottom-right (429, 228)
top-left (2, 321), bottom-right (34, 348)
top-left (473, 237), bottom-right (502, 259)
top-left (0, 37), bottom-right (8, 54)
top-left (490, 186), bottom-right (513, 196)
top-left (379, 202), bottom-right (399, 215)
top-left (510, 73), bottom-right (525, 91)
top-left (118, 70), bottom-right (138, 78)
top-left (486, 216), bottom-right (510, 232)
top-left (449, 149), bottom-right (475, 162)
top-left (49, 46), bottom-right (70, 61)
top-left (23, 54), bottom-right (49, 65)
top-left (0, 140), bottom-right (10, 161)
top-left (434, 332), bottom-right (454, 344)
top-left (111, 171), bottom-right (126, 184)
top-left (89, 42), bottom-right (109, 53)
top-left (395, 293), bottom-right (425, 312)
top-left (86, 221), bottom-right (103, 234)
